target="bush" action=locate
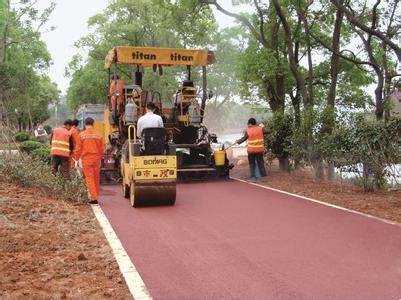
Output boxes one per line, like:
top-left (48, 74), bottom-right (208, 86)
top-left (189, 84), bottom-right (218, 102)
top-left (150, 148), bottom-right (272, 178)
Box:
top-left (266, 114), bottom-right (292, 159)
top-left (44, 125), bottom-right (52, 134)
top-left (0, 153), bottom-right (88, 203)
top-left (322, 116), bottom-right (401, 191)
top-left (265, 113), bottom-right (294, 171)
top-left (19, 140), bottom-right (43, 154)
top-left (15, 132), bottom-right (31, 142)
top-left (31, 146), bottom-right (51, 164)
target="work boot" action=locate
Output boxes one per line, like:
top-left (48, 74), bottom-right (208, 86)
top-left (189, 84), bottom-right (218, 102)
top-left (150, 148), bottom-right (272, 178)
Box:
top-left (88, 200), bottom-right (98, 205)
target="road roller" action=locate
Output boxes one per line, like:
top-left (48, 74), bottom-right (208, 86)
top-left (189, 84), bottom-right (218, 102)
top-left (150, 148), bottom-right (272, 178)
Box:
top-left (121, 126), bottom-right (176, 207)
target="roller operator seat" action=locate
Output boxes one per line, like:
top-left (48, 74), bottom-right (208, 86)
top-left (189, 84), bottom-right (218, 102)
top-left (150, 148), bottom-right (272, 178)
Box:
top-left (141, 127), bottom-right (167, 155)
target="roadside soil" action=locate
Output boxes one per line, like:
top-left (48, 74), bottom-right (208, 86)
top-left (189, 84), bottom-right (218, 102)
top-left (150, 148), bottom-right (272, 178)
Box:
top-left (0, 182), bottom-right (132, 299)
top-left (231, 159), bottom-right (401, 224)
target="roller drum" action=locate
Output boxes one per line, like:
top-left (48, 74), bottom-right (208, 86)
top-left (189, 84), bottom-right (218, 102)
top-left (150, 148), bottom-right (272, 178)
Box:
top-left (130, 180), bottom-right (176, 207)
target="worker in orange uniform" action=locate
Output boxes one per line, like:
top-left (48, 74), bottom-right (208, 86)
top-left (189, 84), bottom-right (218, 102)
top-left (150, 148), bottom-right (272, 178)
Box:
top-left (74, 117), bottom-right (104, 205)
top-left (236, 118), bottom-right (268, 182)
top-left (109, 74), bottom-right (126, 114)
top-left (50, 119), bottom-right (73, 179)
top-left (70, 119), bottom-right (80, 169)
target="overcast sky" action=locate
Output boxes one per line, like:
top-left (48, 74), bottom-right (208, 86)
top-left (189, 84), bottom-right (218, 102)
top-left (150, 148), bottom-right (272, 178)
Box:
top-left (36, 0), bottom-right (248, 94)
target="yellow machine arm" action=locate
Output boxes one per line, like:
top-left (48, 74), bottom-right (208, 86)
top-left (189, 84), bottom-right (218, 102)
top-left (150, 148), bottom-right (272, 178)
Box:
top-left (105, 46), bottom-right (216, 69)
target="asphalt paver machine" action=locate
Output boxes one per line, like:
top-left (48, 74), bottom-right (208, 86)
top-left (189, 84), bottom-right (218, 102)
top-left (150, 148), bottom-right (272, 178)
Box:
top-left (104, 46), bottom-right (232, 205)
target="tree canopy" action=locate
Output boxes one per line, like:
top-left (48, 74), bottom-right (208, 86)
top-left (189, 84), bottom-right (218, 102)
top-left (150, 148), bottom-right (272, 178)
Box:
top-left (66, 0), bottom-right (217, 111)
top-left (0, 0), bottom-right (59, 130)
top-left (199, 0), bottom-right (400, 181)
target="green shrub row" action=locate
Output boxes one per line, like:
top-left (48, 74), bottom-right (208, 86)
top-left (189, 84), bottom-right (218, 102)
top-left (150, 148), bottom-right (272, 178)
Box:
top-left (0, 153), bottom-right (88, 203)
top-left (265, 112), bottom-right (401, 191)
top-left (14, 132), bottom-right (31, 142)
top-left (19, 140), bottom-right (51, 164)
top-left (19, 140), bottom-right (43, 153)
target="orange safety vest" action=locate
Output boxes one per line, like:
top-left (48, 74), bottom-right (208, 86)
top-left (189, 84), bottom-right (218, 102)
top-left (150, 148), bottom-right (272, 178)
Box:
top-left (51, 127), bottom-right (72, 157)
top-left (70, 126), bottom-right (80, 148)
top-left (247, 126), bottom-right (264, 153)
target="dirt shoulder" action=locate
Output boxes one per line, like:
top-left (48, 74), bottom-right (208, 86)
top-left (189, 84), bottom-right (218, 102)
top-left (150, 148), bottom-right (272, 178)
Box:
top-left (0, 182), bottom-right (131, 299)
top-left (231, 160), bottom-right (401, 224)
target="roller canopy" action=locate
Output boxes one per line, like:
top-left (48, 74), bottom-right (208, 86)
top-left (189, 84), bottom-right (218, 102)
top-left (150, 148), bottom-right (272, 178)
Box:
top-left (104, 46), bottom-right (216, 69)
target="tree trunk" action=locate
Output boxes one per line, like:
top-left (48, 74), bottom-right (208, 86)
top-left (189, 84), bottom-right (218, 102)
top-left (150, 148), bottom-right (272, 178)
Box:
top-left (290, 91), bottom-right (301, 126)
top-left (302, 12), bottom-right (325, 179)
top-left (313, 157), bottom-right (325, 180)
top-left (327, 2), bottom-right (344, 180)
top-left (28, 109), bottom-right (33, 132)
top-left (362, 163), bottom-right (374, 192)
top-left (269, 5), bottom-right (285, 114)
top-left (382, 44), bottom-right (392, 122)
top-left (273, 1), bottom-right (316, 175)
top-left (292, 36), bottom-right (301, 127)
top-left (272, 0), bottom-right (310, 108)
top-left (0, 0), bottom-right (10, 65)
top-left (275, 74), bottom-right (285, 113)
top-left (375, 72), bottom-right (384, 120)
top-left (279, 157), bottom-right (290, 172)
top-left (303, 18), bottom-right (314, 108)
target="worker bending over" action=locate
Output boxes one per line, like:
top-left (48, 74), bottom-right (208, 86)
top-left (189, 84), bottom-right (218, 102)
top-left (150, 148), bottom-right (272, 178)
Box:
top-left (236, 118), bottom-right (268, 182)
top-left (74, 117), bottom-right (104, 205)
top-left (137, 102), bottom-right (164, 137)
top-left (50, 119), bottom-right (73, 179)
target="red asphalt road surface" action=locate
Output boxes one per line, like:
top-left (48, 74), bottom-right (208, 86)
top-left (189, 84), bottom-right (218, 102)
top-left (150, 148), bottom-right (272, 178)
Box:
top-left (99, 180), bottom-right (401, 300)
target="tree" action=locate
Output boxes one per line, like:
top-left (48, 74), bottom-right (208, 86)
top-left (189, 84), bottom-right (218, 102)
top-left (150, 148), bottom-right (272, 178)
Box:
top-left (207, 28), bottom-right (243, 108)
top-left (0, 0), bottom-right (58, 130)
top-left (66, 0), bottom-right (217, 112)
top-left (201, 0), bottom-right (376, 178)
top-left (206, 1), bottom-right (291, 114)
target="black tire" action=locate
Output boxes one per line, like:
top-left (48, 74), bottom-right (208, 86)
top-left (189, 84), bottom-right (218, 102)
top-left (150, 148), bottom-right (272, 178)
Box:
top-left (168, 197), bottom-right (176, 206)
top-left (123, 184), bottom-right (130, 199)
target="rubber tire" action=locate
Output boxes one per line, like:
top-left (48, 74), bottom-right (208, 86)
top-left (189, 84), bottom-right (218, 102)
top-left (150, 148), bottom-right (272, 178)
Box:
top-left (123, 184), bottom-right (130, 199)
top-left (168, 197), bottom-right (176, 206)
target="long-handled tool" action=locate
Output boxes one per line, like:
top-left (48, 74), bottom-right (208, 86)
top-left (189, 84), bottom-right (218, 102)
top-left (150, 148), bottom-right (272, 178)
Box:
top-left (224, 142), bottom-right (237, 150)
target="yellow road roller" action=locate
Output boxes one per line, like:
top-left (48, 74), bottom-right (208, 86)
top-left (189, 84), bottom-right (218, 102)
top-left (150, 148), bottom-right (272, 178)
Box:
top-left (121, 126), bottom-right (177, 207)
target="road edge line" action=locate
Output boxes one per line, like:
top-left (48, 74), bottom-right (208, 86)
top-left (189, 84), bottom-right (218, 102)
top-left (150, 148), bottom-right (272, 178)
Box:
top-left (232, 177), bottom-right (401, 227)
top-left (91, 205), bottom-right (152, 300)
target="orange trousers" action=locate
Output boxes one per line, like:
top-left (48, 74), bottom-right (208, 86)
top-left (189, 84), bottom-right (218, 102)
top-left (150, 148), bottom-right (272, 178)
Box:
top-left (82, 159), bottom-right (101, 201)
